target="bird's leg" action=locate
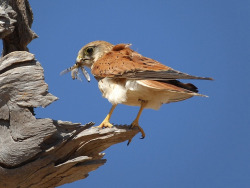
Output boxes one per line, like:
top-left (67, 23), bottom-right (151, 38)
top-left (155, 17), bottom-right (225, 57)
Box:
top-left (97, 104), bottom-right (117, 128)
top-left (128, 100), bottom-right (147, 145)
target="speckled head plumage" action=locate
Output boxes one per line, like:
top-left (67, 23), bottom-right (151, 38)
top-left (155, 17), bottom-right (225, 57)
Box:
top-left (76, 41), bottom-right (114, 68)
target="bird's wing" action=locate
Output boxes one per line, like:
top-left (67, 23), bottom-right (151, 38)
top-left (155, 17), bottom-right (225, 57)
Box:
top-left (137, 80), bottom-right (207, 101)
top-left (91, 44), bottom-right (212, 80)
top-left (138, 80), bottom-right (203, 94)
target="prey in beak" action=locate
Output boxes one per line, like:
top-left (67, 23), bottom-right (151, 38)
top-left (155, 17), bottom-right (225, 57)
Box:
top-left (60, 42), bottom-right (111, 82)
top-left (60, 59), bottom-right (91, 82)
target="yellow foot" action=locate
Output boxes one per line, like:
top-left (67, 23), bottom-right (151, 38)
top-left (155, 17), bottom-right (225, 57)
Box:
top-left (127, 121), bottom-right (146, 145)
top-left (97, 120), bottom-right (113, 129)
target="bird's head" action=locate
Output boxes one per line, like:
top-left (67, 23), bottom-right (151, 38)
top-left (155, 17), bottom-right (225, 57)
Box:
top-left (76, 41), bottom-right (114, 68)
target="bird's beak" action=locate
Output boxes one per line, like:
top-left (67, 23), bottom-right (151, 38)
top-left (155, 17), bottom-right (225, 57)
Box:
top-left (76, 55), bottom-right (92, 67)
top-left (76, 55), bottom-right (85, 65)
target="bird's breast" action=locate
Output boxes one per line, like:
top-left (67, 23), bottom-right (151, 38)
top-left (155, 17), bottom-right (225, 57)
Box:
top-left (98, 78), bottom-right (128, 105)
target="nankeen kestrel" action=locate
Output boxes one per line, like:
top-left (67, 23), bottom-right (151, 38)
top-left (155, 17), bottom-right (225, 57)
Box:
top-left (61, 41), bottom-right (212, 144)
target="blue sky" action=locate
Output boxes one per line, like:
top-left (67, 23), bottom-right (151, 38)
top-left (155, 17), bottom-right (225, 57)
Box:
top-left (26, 0), bottom-right (250, 188)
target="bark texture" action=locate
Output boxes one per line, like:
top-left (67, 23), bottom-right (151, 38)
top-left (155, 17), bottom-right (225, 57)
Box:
top-left (0, 1), bottom-right (139, 187)
top-left (0, 0), bottom-right (38, 56)
top-left (0, 1), bottom-right (16, 39)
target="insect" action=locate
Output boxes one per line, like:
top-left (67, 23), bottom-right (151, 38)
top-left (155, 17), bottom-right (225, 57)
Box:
top-left (60, 62), bottom-right (90, 82)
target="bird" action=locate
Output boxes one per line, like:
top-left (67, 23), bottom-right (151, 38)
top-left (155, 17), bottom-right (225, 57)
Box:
top-left (61, 40), bottom-right (212, 144)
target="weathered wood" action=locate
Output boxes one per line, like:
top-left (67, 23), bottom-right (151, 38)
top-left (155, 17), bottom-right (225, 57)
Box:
top-left (0, 51), bottom-right (57, 109)
top-left (0, 1), bottom-right (16, 39)
top-left (0, 51), bottom-right (139, 188)
top-left (0, 0), bottom-right (38, 56)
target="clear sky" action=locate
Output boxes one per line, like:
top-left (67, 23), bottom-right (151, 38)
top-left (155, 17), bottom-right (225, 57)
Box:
top-left (27, 0), bottom-right (250, 188)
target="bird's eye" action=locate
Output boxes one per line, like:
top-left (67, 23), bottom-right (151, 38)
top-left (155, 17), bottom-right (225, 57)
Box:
top-left (86, 47), bottom-right (93, 55)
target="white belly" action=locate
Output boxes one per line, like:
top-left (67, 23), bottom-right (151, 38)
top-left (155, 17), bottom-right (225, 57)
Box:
top-left (98, 78), bottom-right (170, 110)
top-left (98, 78), bottom-right (127, 105)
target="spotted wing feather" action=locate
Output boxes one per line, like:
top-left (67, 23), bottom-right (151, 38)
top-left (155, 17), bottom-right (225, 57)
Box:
top-left (91, 44), bottom-right (212, 81)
